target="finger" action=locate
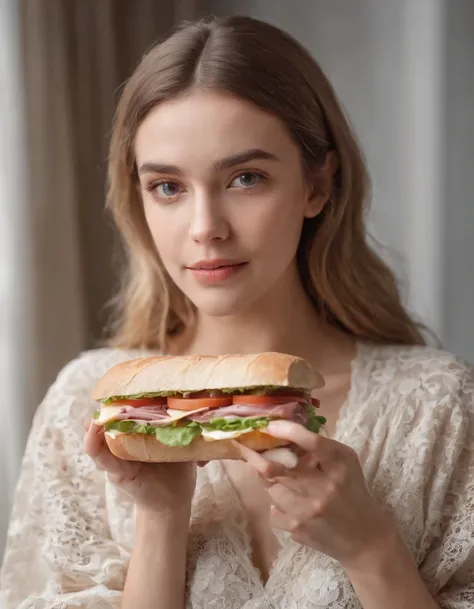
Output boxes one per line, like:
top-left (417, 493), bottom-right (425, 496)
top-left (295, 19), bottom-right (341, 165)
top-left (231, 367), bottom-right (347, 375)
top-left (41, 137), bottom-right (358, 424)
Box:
top-left (267, 482), bottom-right (308, 517)
top-left (261, 447), bottom-right (299, 469)
top-left (83, 421), bottom-right (105, 457)
top-left (232, 440), bottom-right (287, 479)
top-left (84, 423), bottom-right (136, 480)
top-left (270, 505), bottom-right (305, 535)
top-left (84, 418), bottom-right (92, 432)
top-left (266, 421), bottom-right (344, 467)
top-left (271, 465), bottom-right (324, 493)
top-left (265, 420), bottom-right (321, 452)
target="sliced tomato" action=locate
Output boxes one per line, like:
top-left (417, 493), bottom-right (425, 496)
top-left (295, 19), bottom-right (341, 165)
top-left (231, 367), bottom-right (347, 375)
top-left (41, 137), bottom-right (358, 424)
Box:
top-left (265, 388), bottom-right (306, 398)
top-left (167, 396), bottom-right (233, 411)
top-left (232, 394), bottom-right (304, 405)
top-left (111, 397), bottom-right (167, 407)
top-left (311, 397), bottom-right (320, 408)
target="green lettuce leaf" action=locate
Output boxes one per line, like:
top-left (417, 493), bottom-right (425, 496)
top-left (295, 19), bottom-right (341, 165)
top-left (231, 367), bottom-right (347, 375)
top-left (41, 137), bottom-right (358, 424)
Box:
top-left (104, 420), bottom-right (136, 433)
top-left (103, 420), bottom-right (201, 446)
top-left (306, 410), bottom-right (327, 433)
top-left (133, 424), bottom-right (155, 435)
top-left (93, 410), bottom-right (100, 420)
top-left (202, 416), bottom-right (271, 432)
top-left (154, 425), bottom-right (201, 447)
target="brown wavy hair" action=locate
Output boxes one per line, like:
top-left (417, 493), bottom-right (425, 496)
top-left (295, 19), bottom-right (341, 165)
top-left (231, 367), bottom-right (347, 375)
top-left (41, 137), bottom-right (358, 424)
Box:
top-left (106, 15), bottom-right (426, 350)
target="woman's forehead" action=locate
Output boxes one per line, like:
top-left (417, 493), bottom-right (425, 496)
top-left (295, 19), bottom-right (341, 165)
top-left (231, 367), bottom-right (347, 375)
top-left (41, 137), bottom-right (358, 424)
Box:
top-left (134, 89), bottom-right (299, 171)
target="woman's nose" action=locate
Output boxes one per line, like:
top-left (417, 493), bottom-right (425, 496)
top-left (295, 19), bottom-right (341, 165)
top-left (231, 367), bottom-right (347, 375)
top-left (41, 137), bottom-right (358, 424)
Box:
top-left (189, 194), bottom-right (230, 244)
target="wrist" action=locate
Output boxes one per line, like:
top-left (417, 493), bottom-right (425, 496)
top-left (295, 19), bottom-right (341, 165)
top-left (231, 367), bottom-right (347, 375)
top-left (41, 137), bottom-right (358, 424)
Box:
top-left (343, 528), bottom-right (439, 609)
top-left (343, 526), bottom-right (407, 578)
top-left (136, 505), bottom-right (191, 536)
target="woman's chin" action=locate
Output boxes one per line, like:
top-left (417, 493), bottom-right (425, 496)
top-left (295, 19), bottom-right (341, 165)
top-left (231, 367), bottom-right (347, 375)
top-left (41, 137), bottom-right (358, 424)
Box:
top-left (187, 292), bottom-right (254, 318)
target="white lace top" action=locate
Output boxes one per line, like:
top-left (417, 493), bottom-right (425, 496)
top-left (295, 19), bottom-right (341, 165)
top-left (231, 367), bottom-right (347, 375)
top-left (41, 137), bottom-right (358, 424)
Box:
top-left (1, 343), bottom-right (473, 609)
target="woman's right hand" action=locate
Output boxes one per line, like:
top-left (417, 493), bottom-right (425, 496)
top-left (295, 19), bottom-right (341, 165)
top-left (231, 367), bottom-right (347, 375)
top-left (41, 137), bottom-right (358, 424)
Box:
top-left (83, 419), bottom-right (197, 514)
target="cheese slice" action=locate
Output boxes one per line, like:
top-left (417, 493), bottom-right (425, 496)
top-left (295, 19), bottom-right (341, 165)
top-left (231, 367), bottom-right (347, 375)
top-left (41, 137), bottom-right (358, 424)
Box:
top-left (97, 406), bottom-right (132, 424)
top-left (201, 428), bottom-right (256, 442)
top-left (166, 408), bottom-right (209, 420)
top-left (104, 429), bottom-right (125, 439)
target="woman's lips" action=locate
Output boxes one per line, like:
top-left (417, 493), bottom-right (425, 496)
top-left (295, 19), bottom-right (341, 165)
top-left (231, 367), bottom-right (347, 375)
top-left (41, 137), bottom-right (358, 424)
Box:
top-left (187, 262), bottom-right (248, 283)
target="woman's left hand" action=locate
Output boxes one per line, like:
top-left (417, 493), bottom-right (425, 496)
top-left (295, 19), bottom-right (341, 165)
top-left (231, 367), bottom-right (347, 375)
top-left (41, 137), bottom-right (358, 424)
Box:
top-left (234, 419), bottom-right (398, 571)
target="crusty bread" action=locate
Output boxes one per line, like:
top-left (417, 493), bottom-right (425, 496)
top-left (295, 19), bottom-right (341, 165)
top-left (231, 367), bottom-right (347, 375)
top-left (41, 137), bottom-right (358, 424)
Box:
top-left (93, 352), bottom-right (324, 400)
top-left (105, 430), bottom-right (290, 462)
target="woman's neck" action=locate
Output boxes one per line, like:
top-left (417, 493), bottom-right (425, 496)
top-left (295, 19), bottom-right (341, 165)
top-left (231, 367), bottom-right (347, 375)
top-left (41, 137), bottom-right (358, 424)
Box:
top-left (173, 269), bottom-right (356, 378)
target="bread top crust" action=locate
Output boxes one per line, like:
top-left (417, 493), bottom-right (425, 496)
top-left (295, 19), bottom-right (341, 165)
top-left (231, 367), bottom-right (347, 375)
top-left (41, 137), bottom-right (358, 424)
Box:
top-left (93, 352), bottom-right (324, 401)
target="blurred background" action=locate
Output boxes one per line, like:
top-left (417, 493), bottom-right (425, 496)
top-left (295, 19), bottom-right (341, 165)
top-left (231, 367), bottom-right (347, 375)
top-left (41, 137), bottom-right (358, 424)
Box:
top-left (0, 0), bottom-right (473, 552)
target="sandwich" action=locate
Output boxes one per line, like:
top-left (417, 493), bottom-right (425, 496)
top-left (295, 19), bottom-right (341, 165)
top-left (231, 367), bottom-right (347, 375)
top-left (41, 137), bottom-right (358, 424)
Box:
top-left (92, 352), bottom-right (326, 462)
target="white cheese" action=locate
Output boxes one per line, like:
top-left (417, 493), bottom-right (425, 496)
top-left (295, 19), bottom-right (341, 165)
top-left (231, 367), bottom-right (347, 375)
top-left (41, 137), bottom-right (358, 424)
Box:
top-left (166, 408), bottom-right (209, 420)
top-left (201, 428), bottom-right (256, 442)
top-left (104, 429), bottom-right (125, 439)
top-left (97, 406), bottom-right (132, 424)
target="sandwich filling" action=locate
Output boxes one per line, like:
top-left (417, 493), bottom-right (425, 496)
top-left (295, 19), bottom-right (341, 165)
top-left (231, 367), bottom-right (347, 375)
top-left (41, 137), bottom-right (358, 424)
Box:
top-left (94, 387), bottom-right (326, 447)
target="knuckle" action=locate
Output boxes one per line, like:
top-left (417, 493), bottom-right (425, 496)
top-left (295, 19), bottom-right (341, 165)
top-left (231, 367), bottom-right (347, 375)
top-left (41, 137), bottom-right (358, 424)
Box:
top-left (330, 466), bottom-right (348, 486)
top-left (106, 472), bottom-right (124, 485)
top-left (309, 497), bottom-right (327, 517)
top-left (261, 461), bottom-right (281, 479)
top-left (324, 478), bottom-right (339, 495)
top-left (291, 529), bottom-right (306, 544)
top-left (287, 517), bottom-right (304, 534)
top-left (307, 435), bottom-right (320, 451)
top-left (344, 446), bottom-right (359, 464)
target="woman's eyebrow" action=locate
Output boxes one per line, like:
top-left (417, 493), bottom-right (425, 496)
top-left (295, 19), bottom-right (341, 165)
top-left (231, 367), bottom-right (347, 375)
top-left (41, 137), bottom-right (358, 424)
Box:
top-left (138, 148), bottom-right (280, 177)
top-left (215, 148), bottom-right (280, 169)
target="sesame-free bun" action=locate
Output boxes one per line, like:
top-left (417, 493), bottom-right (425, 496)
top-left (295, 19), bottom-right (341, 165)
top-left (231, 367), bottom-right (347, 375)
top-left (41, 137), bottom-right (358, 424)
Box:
top-left (104, 430), bottom-right (290, 462)
top-left (93, 352), bottom-right (324, 401)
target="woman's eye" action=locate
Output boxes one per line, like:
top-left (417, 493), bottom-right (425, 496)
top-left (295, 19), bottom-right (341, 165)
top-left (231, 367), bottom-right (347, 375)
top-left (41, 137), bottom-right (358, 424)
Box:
top-left (147, 180), bottom-right (183, 200)
top-left (155, 181), bottom-right (182, 197)
top-left (229, 172), bottom-right (264, 189)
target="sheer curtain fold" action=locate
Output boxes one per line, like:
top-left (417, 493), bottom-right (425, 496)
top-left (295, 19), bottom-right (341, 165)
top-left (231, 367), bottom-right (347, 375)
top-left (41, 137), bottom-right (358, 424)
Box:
top-left (1, 0), bottom-right (200, 559)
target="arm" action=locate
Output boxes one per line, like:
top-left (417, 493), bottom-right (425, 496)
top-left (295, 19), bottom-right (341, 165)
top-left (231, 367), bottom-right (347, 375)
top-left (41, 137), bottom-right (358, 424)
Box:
top-left (122, 507), bottom-right (190, 609)
top-left (0, 353), bottom-right (131, 609)
top-left (345, 530), bottom-right (440, 609)
top-left (347, 359), bottom-right (474, 609)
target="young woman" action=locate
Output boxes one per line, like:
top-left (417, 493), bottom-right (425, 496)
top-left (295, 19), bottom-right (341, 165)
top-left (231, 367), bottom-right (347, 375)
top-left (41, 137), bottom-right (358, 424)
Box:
top-left (1, 15), bottom-right (472, 609)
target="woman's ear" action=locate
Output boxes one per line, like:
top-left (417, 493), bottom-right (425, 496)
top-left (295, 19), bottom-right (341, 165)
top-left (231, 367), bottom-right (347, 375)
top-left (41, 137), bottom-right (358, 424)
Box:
top-left (304, 151), bottom-right (339, 218)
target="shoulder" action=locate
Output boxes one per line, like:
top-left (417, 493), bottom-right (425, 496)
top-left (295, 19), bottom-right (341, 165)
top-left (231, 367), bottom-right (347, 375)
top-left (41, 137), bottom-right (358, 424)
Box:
top-left (38, 347), bottom-right (158, 427)
top-left (355, 344), bottom-right (473, 455)
top-left (53, 347), bottom-right (155, 388)
top-left (360, 342), bottom-right (473, 407)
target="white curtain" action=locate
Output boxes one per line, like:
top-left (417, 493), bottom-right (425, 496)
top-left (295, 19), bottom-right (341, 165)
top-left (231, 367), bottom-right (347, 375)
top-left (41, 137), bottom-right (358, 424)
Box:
top-left (0, 0), bottom-right (45, 552)
top-left (0, 0), bottom-right (200, 558)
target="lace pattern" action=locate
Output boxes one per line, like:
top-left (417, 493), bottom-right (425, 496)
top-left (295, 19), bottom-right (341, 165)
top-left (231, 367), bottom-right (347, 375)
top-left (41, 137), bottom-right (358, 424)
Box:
top-left (0, 344), bottom-right (473, 608)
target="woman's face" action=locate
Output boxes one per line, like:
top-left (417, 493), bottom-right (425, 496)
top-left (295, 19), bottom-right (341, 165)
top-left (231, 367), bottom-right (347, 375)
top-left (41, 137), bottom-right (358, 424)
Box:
top-left (135, 89), bottom-right (321, 318)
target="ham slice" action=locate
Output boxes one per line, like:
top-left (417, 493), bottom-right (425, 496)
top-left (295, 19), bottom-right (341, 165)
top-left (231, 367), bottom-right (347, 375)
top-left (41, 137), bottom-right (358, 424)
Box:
top-left (112, 406), bottom-right (210, 426)
top-left (112, 405), bottom-right (169, 422)
top-left (187, 401), bottom-right (307, 423)
top-left (102, 401), bottom-right (311, 427)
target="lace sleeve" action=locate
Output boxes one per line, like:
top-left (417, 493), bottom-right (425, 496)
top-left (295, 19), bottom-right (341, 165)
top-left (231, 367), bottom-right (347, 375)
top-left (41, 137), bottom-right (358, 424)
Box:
top-left (419, 361), bottom-right (474, 608)
top-left (0, 351), bottom-right (131, 609)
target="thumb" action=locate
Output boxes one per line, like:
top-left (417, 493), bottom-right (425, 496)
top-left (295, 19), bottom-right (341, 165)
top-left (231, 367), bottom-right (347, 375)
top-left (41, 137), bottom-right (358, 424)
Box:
top-left (84, 422), bottom-right (140, 483)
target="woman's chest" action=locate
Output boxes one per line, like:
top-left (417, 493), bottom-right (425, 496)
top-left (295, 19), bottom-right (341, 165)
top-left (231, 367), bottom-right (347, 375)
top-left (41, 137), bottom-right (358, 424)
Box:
top-left (223, 460), bottom-right (282, 584)
top-left (184, 461), bottom-right (362, 609)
